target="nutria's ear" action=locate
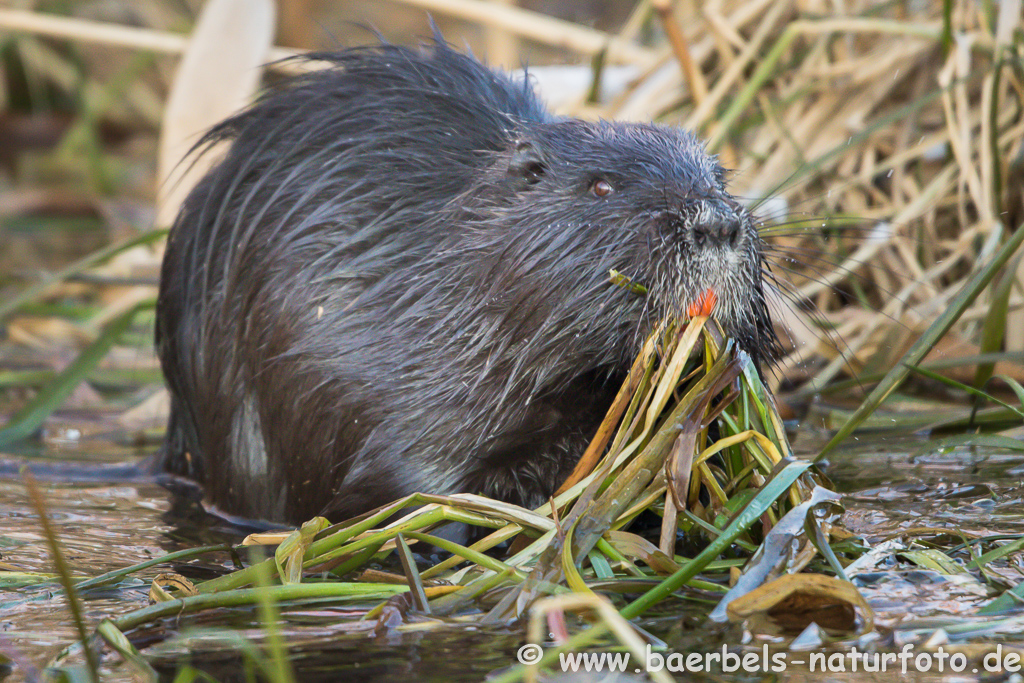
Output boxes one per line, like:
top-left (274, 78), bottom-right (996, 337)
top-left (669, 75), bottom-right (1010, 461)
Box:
top-left (508, 140), bottom-right (547, 184)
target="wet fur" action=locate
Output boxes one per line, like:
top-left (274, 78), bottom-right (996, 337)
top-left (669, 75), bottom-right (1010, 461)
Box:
top-left (156, 40), bottom-right (777, 524)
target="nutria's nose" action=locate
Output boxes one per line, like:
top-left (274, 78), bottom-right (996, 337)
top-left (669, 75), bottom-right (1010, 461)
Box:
top-left (692, 201), bottom-right (743, 247)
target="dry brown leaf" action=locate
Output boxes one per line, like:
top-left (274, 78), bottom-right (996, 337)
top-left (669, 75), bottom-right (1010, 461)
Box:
top-left (605, 530), bottom-right (680, 575)
top-left (726, 573), bottom-right (873, 634)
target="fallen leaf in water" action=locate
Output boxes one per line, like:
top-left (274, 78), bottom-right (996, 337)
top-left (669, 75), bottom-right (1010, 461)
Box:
top-left (725, 573), bottom-right (874, 634)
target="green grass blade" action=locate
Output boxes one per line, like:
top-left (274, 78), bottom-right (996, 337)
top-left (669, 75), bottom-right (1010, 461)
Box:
top-left (991, 375), bottom-right (1024, 409)
top-left (0, 230), bottom-right (165, 321)
top-left (96, 620), bottom-right (158, 682)
top-left (978, 578), bottom-right (1024, 614)
top-left (899, 549), bottom-right (966, 574)
top-left (968, 537), bottom-right (1024, 571)
top-left (906, 364), bottom-right (1024, 419)
top-left (24, 472), bottom-right (101, 683)
top-left (815, 222), bottom-right (1024, 462)
top-left (0, 301), bottom-right (152, 447)
top-left (620, 459), bottom-right (811, 619)
top-left (251, 554), bottom-right (297, 683)
top-left (973, 253), bottom-right (1019, 390)
top-left (76, 544), bottom-right (236, 591)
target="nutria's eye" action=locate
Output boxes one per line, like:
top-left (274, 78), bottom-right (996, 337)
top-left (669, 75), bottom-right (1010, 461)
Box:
top-left (591, 179), bottom-right (614, 197)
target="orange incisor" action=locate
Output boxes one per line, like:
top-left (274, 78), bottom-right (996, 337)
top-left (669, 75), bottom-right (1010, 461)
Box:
top-left (686, 288), bottom-right (717, 318)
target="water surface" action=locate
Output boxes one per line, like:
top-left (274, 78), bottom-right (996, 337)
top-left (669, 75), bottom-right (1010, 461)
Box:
top-left (2, 426), bottom-right (1022, 682)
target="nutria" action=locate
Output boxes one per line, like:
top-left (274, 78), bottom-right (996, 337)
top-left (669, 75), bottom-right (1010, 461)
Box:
top-left (155, 39), bottom-right (777, 525)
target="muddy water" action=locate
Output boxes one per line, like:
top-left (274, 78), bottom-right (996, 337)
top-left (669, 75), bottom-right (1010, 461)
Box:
top-left (1, 430), bottom-right (1022, 682)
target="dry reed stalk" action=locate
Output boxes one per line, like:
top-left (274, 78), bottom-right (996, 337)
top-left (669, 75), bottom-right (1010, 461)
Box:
top-left (0, 3), bottom-right (656, 71)
top-left (683, 0), bottom-right (792, 133)
top-left (652, 0), bottom-right (708, 104)
top-left (155, 0), bottom-right (275, 227)
top-left (388, 0), bottom-right (658, 66)
top-left (0, 8), bottom-right (302, 68)
top-left (484, 0), bottom-right (518, 68)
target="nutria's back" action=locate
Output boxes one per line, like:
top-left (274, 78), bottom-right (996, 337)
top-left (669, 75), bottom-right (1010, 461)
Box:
top-left (156, 40), bottom-right (776, 524)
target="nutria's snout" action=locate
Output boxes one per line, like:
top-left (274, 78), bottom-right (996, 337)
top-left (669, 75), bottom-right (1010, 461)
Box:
top-left (683, 198), bottom-right (746, 247)
top-left (634, 185), bottom-right (771, 365)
